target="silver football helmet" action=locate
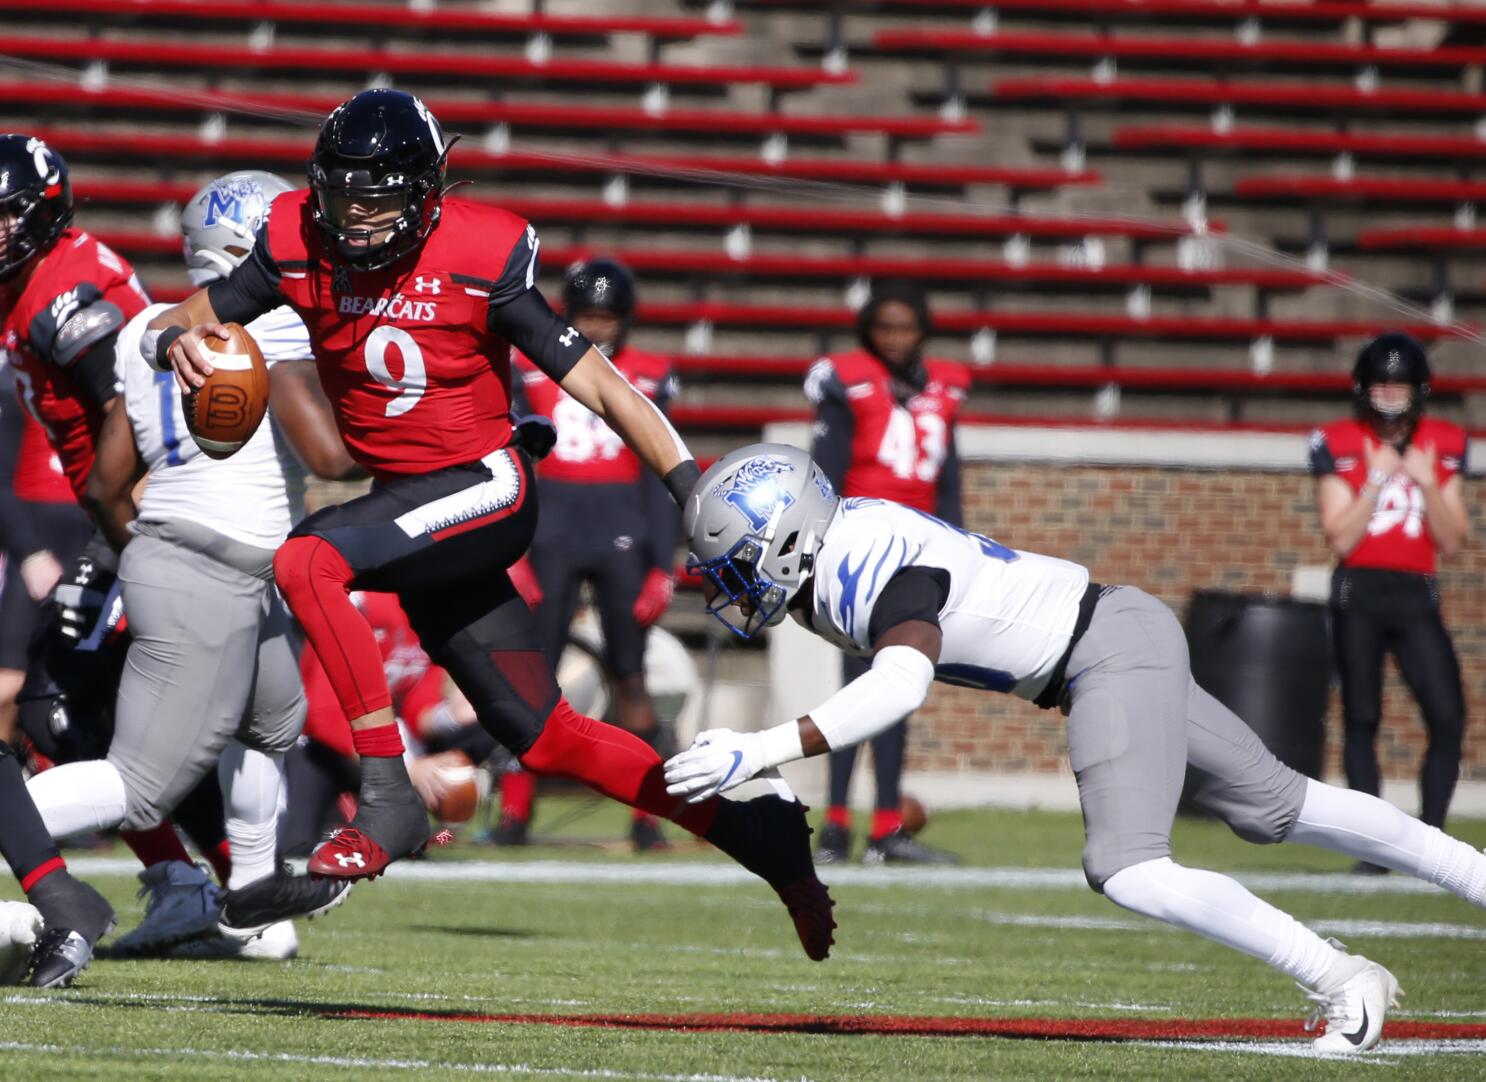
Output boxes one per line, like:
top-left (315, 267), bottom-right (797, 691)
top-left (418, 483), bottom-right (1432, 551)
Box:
top-left (684, 443), bottom-right (839, 639)
top-left (180, 170), bottom-right (294, 286)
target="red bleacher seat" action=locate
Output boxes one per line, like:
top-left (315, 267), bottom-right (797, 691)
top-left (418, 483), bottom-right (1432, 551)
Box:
top-left (75, 182), bottom-right (1204, 244)
top-left (0, 33), bottom-right (850, 89)
top-left (765, 0), bottom-right (1486, 27)
top-left (1115, 126), bottom-right (1486, 163)
top-left (672, 355), bottom-right (1486, 395)
top-left (876, 28), bottom-right (1486, 70)
top-left (991, 76), bottom-right (1486, 116)
top-left (1357, 227), bottom-right (1486, 251)
top-left (633, 302), bottom-right (1464, 344)
top-left (94, 229), bottom-right (1320, 293)
top-left (44, 128), bottom-right (1086, 191)
top-left (1234, 176), bottom-right (1486, 204)
top-left (0, 0), bottom-right (740, 40)
top-left (0, 81), bottom-right (975, 141)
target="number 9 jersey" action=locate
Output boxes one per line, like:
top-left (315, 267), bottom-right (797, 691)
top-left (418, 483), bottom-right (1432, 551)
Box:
top-left (260, 191), bottom-right (538, 478)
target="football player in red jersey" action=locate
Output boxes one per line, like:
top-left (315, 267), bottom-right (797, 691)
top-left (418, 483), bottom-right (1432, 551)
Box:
top-left (148, 90), bottom-right (833, 959)
top-left (0, 133), bottom-right (122, 986)
top-left (1310, 333), bottom-right (1471, 865)
top-left (503, 258), bottom-right (677, 851)
top-left (805, 280), bottom-right (966, 866)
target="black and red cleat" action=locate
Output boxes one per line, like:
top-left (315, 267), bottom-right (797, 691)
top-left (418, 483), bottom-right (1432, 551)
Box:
top-left (703, 794), bottom-right (837, 961)
top-left (307, 828), bottom-right (394, 881)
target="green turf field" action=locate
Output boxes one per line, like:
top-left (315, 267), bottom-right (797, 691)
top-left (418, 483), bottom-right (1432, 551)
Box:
top-left (4, 800), bottom-right (1486, 1080)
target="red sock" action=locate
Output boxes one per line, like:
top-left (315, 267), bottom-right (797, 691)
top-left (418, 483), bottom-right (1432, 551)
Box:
top-left (20, 857), bottom-right (66, 893)
top-left (499, 769), bottom-right (536, 821)
top-left (274, 536), bottom-right (391, 721)
top-left (825, 805), bottom-right (852, 830)
top-left (198, 839), bottom-right (230, 885)
top-left (871, 808), bottom-right (904, 841)
top-left (519, 699), bottom-right (719, 837)
top-left (120, 820), bottom-right (194, 869)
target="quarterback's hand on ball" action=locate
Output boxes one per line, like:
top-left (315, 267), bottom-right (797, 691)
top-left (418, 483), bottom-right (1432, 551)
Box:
top-left (169, 322), bottom-right (232, 394)
top-left (664, 728), bottom-right (765, 803)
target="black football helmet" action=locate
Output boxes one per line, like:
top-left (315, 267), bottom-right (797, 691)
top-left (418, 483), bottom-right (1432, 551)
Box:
top-left (1353, 331), bottom-right (1430, 430)
top-left (307, 89), bottom-right (453, 271)
top-left (0, 134), bottom-right (73, 283)
top-left (562, 257), bottom-right (636, 350)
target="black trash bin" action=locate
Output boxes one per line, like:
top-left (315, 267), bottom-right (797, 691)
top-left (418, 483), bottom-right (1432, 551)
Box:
top-left (1181, 590), bottom-right (1331, 813)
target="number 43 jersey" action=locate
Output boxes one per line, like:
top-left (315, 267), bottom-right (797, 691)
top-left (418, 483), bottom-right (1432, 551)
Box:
top-left (802, 497), bottom-right (1090, 703)
top-left (264, 191), bottom-right (534, 478)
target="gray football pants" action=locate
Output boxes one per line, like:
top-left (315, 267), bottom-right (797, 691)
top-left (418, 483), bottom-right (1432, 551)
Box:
top-left (111, 531), bottom-right (306, 832)
top-left (1065, 586), bottom-right (1308, 891)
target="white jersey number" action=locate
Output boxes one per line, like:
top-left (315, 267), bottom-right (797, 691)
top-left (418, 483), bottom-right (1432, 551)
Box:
top-left (551, 393), bottom-right (623, 463)
top-left (364, 325), bottom-right (427, 419)
top-left (876, 406), bottom-right (947, 482)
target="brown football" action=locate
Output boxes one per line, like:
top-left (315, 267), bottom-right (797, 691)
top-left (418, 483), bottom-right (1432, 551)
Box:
top-left (184, 322), bottom-right (270, 460)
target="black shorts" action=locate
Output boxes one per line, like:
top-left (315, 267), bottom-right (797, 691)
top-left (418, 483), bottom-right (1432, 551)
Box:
top-left (0, 500), bottom-right (93, 672)
top-left (290, 446), bottom-right (558, 753)
top-left (530, 479), bottom-right (650, 678)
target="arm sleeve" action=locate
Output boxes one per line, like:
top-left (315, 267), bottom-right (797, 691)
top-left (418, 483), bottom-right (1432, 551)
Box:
top-left (867, 566), bottom-right (950, 648)
top-left (934, 433), bottom-right (963, 527)
top-left (206, 222), bottom-right (287, 325)
top-left (0, 393), bottom-right (44, 558)
top-left (488, 288), bottom-right (592, 383)
top-left (1307, 428), bottom-right (1337, 476)
top-left (67, 336), bottom-right (122, 406)
top-left (806, 360), bottom-right (853, 493)
top-left (642, 371), bottom-right (681, 571)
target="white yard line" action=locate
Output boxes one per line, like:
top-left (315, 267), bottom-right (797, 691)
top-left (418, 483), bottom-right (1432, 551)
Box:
top-left (0, 1040), bottom-right (795, 1082)
top-left (55, 857), bottom-right (1476, 896)
top-left (1136, 1039), bottom-right (1486, 1061)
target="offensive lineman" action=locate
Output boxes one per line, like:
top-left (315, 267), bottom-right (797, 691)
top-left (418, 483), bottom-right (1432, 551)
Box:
top-left (147, 90), bottom-right (833, 960)
top-left (28, 171), bottom-right (361, 954)
top-left (666, 444), bottom-right (1486, 1053)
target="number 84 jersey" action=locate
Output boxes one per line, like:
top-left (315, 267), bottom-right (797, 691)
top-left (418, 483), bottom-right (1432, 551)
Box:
top-left (265, 191), bottom-right (533, 478)
top-left (803, 498), bottom-right (1090, 703)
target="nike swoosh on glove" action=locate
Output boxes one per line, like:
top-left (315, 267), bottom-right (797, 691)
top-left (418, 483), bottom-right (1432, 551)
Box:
top-left (664, 729), bottom-right (766, 803)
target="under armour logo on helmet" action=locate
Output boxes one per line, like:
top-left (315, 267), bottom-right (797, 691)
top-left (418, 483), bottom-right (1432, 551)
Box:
top-left (414, 276), bottom-right (441, 294)
top-left (334, 852), bottom-right (366, 868)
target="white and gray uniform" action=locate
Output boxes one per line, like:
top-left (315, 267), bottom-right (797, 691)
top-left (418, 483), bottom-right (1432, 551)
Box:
top-left (108, 303), bottom-right (310, 831)
top-left (801, 498), bottom-right (1308, 890)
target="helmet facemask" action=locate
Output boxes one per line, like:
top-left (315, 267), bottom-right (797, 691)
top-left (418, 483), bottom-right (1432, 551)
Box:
top-left (309, 157), bottom-right (447, 272)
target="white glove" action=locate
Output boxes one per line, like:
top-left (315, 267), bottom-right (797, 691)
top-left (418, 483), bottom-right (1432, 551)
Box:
top-left (664, 729), bottom-right (767, 804)
top-left (0, 900), bottom-right (44, 985)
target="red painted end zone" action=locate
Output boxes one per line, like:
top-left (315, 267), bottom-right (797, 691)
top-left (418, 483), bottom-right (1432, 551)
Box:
top-left (328, 1008), bottom-right (1486, 1042)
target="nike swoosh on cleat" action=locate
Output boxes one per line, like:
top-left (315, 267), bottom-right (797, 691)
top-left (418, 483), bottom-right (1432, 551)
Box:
top-left (1344, 1003), bottom-right (1370, 1047)
top-left (717, 751), bottom-right (745, 789)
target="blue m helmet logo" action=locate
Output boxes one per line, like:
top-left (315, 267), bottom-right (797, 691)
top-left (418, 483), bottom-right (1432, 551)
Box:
top-left (717, 455), bottom-right (797, 532)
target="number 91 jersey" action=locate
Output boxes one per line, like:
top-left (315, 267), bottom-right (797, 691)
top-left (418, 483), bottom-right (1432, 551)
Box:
top-left (265, 191), bottom-right (533, 478)
top-left (806, 348), bottom-right (969, 513)
top-left (804, 498), bottom-right (1090, 703)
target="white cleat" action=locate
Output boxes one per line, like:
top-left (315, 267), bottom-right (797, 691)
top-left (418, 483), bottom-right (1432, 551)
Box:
top-left (1304, 959), bottom-right (1402, 1054)
top-left (109, 861), bottom-right (222, 957)
top-left (172, 920), bottom-right (298, 961)
top-left (0, 900), bottom-right (44, 984)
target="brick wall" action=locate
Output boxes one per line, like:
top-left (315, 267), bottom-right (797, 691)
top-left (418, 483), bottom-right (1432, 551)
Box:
top-left (909, 461), bottom-right (1486, 782)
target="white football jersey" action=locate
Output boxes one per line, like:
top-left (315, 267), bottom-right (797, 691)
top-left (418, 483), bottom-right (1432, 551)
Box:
top-left (801, 497), bottom-right (1090, 702)
top-left (116, 303), bottom-right (311, 548)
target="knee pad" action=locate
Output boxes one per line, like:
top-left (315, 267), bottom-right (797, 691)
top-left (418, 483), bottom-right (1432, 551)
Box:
top-left (244, 688), bottom-right (307, 756)
top-left (1222, 806), bottom-right (1294, 846)
top-left (1082, 836), bottom-right (1169, 894)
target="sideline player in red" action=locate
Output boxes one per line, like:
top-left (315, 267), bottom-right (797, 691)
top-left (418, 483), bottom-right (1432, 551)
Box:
top-left (147, 90), bottom-right (833, 959)
top-left (1310, 333), bottom-right (1471, 868)
top-left (505, 258), bottom-right (677, 850)
top-left (805, 280), bottom-right (966, 865)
